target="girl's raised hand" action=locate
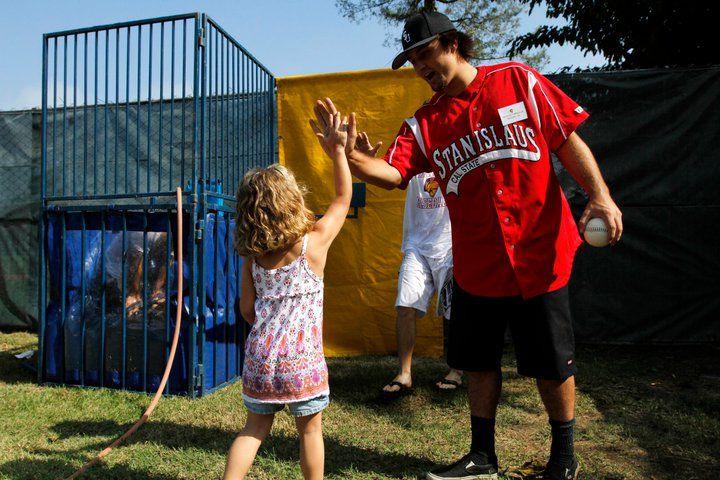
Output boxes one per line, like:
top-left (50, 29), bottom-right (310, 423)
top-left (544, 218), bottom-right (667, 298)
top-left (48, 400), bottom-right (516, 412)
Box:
top-left (310, 99), bottom-right (348, 157)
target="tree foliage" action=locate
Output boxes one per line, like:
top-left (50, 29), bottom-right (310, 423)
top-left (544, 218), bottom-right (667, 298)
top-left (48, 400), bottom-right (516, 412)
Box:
top-left (336, 0), bottom-right (548, 69)
top-left (509, 0), bottom-right (719, 69)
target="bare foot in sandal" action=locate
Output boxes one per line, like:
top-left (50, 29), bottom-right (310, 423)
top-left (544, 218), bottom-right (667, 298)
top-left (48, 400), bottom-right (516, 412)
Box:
top-left (435, 369), bottom-right (463, 391)
top-left (381, 372), bottom-right (413, 399)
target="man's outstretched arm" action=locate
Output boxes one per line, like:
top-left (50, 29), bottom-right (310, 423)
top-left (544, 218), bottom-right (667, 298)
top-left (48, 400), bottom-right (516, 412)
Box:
top-left (347, 142), bottom-right (402, 189)
top-left (556, 132), bottom-right (623, 244)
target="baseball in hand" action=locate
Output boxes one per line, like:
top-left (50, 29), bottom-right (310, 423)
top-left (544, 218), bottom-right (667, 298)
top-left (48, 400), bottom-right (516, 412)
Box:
top-left (584, 218), bottom-right (610, 247)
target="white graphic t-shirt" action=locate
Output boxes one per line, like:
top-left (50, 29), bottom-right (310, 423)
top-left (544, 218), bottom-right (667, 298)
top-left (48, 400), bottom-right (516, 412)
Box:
top-left (401, 172), bottom-right (452, 259)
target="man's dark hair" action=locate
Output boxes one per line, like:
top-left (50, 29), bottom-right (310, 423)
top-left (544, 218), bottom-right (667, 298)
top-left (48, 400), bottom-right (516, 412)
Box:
top-left (439, 30), bottom-right (476, 62)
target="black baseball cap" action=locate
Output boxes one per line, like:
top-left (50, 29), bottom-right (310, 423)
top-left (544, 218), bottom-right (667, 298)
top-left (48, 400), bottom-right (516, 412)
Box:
top-left (391, 11), bottom-right (456, 70)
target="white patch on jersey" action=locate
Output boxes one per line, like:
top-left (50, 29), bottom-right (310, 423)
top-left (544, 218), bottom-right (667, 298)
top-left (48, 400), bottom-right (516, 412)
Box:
top-left (497, 101), bottom-right (528, 126)
top-left (533, 72), bottom-right (567, 139)
top-left (404, 116), bottom-right (428, 158)
top-left (387, 125), bottom-right (405, 165)
top-left (574, 105), bottom-right (584, 114)
top-left (527, 71), bottom-right (541, 129)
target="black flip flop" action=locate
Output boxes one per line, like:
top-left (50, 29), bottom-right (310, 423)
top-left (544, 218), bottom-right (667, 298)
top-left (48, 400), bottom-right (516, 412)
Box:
top-left (379, 381), bottom-right (413, 400)
top-left (435, 377), bottom-right (462, 391)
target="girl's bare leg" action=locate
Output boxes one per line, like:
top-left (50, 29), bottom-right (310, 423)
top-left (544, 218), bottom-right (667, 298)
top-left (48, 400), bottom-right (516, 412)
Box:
top-left (295, 412), bottom-right (324, 480)
top-left (223, 412), bottom-right (275, 480)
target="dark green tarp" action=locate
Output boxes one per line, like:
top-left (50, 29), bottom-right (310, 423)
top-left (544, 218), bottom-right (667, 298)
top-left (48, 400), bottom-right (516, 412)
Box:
top-left (551, 66), bottom-right (720, 344)
top-left (0, 110), bottom-right (40, 328)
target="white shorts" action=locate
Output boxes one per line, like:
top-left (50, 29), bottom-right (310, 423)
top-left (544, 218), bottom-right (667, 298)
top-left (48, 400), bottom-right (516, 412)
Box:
top-left (395, 250), bottom-right (453, 318)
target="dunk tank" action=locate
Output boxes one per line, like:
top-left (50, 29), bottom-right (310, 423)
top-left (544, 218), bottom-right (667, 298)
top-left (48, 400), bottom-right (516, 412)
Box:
top-left (37, 13), bottom-right (276, 397)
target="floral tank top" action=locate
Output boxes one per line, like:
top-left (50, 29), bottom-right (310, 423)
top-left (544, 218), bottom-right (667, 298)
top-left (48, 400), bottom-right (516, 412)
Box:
top-left (242, 235), bottom-right (328, 403)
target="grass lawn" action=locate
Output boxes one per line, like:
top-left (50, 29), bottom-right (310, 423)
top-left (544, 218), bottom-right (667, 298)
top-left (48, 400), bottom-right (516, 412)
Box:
top-left (1, 331), bottom-right (719, 479)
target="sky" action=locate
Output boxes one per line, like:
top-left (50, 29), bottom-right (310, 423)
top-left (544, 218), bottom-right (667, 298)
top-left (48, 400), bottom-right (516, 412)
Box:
top-left (0, 0), bottom-right (605, 110)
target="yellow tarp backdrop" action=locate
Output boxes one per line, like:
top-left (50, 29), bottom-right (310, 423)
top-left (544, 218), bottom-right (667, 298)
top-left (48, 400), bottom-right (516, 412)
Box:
top-left (277, 68), bottom-right (444, 358)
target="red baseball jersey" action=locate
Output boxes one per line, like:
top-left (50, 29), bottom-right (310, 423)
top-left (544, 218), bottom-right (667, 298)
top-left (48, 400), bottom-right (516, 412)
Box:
top-left (384, 62), bottom-right (589, 299)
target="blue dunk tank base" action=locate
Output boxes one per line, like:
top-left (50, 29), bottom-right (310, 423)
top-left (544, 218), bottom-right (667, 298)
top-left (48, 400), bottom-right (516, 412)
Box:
top-left (40, 208), bottom-right (244, 397)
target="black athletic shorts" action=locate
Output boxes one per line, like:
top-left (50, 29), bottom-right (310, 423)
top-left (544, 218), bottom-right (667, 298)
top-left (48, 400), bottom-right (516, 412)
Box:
top-left (447, 281), bottom-right (577, 381)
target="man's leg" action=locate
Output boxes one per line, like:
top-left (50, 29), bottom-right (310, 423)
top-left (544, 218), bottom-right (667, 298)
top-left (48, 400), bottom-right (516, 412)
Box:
top-left (512, 287), bottom-right (579, 479)
top-left (436, 306), bottom-right (465, 390)
top-left (384, 250), bottom-right (434, 394)
top-left (538, 376), bottom-right (578, 478)
top-left (425, 284), bottom-right (506, 479)
top-left (537, 375), bottom-right (575, 422)
top-left (451, 288), bottom-right (505, 466)
top-left (383, 306), bottom-right (417, 392)
top-left (468, 370), bottom-right (502, 418)
top-left (467, 370), bottom-right (501, 467)
top-left (436, 261), bottom-right (464, 390)
top-left (426, 371), bottom-right (501, 478)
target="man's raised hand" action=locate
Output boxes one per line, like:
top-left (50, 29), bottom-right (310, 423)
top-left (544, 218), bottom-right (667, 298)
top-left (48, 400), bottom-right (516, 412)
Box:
top-left (355, 131), bottom-right (383, 157)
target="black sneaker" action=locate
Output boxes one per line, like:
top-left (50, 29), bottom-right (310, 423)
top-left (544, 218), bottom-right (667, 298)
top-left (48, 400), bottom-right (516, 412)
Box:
top-left (426, 452), bottom-right (499, 480)
top-left (537, 458), bottom-right (580, 480)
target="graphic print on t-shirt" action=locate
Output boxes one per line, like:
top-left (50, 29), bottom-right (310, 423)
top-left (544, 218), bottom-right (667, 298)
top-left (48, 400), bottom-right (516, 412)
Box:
top-left (417, 176), bottom-right (445, 210)
top-left (424, 176), bottom-right (440, 197)
top-left (403, 173), bottom-right (451, 258)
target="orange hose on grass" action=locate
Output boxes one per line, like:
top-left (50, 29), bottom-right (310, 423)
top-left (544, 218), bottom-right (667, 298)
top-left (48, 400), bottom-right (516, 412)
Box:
top-left (64, 187), bottom-right (184, 480)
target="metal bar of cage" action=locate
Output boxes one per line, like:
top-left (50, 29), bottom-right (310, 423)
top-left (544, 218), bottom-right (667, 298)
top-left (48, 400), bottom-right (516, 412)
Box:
top-left (93, 31), bottom-right (98, 196)
top-left (83, 33), bottom-right (87, 198)
top-left (213, 210), bottom-right (219, 387)
top-left (197, 13), bottom-right (208, 398)
top-left (147, 24), bottom-right (152, 195)
top-left (38, 36), bottom-right (48, 384)
top-left (141, 212), bottom-right (148, 391)
top-left (80, 212), bottom-right (86, 386)
top-left (164, 211), bottom-right (171, 395)
top-left (121, 214), bottom-right (127, 389)
top-left (105, 30), bottom-right (109, 195)
top-left (159, 22), bottom-right (164, 193)
top-left (52, 38), bottom-right (57, 196)
top-left (44, 13), bottom-right (197, 39)
top-left (100, 211), bottom-right (106, 388)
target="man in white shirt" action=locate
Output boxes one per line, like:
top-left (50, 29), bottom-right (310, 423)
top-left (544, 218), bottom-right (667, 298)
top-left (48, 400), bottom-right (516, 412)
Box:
top-left (357, 135), bottom-right (459, 399)
top-left (354, 133), bottom-right (460, 397)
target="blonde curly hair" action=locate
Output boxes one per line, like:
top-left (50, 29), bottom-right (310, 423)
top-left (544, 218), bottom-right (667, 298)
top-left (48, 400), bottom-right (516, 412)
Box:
top-left (234, 164), bottom-right (315, 258)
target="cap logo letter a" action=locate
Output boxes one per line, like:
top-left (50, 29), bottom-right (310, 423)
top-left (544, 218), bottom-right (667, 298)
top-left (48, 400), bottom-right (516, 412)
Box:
top-left (402, 29), bottom-right (412, 44)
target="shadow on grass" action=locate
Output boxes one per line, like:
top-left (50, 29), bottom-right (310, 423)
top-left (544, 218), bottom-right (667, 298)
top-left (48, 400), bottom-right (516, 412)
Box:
top-left (0, 457), bottom-right (178, 480)
top-left (45, 419), bottom-right (434, 479)
top-left (330, 346), bottom-right (720, 479)
top-left (328, 355), bottom-right (467, 413)
top-left (577, 345), bottom-right (720, 480)
top-left (327, 350), bottom-right (544, 421)
top-left (0, 345), bottom-right (37, 385)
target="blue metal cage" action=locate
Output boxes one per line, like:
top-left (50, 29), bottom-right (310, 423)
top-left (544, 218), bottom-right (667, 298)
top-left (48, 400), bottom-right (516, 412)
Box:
top-left (38, 13), bottom-right (276, 396)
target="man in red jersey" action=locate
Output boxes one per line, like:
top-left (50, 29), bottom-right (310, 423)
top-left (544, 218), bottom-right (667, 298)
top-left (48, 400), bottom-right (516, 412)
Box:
top-left (312, 11), bottom-right (622, 480)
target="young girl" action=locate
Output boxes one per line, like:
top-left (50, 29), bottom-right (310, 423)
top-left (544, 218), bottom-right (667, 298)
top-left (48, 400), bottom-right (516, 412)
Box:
top-left (223, 99), bottom-right (352, 480)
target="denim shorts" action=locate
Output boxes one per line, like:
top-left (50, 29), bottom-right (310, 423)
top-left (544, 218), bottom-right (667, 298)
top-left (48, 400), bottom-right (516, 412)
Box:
top-left (243, 394), bottom-right (329, 417)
